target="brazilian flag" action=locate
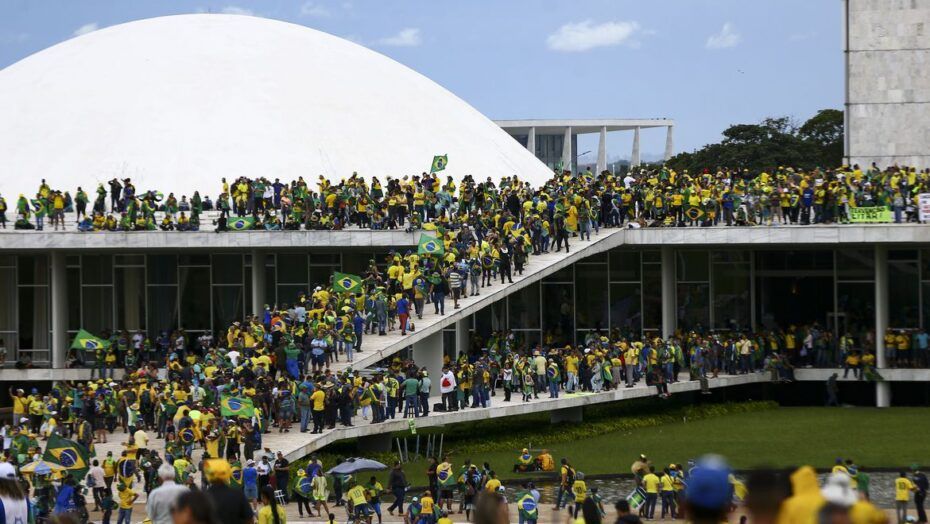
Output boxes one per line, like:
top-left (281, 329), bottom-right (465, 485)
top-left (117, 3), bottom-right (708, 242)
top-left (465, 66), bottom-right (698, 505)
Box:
top-left (430, 154), bottom-right (448, 173)
top-left (685, 207), bottom-right (705, 221)
top-left (228, 216), bottom-right (255, 231)
top-left (220, 395), bottom-right (255, 418)
top-left (43, 434), bottom-right (90, 480)
top-left (332, 272), bottom-right (363, 294)
top-left (230, 461), bottom-right (243, 489)
top-left (296, 475), bottom-right (313, 497)
top-left (71, 329), bottom-right (110, 350)
top-left (417, 234), bottom-right (445, 256)
top-left (179, 427), bottom-right (196, 445)
top-left (437, 462), bottom-right (456, 487)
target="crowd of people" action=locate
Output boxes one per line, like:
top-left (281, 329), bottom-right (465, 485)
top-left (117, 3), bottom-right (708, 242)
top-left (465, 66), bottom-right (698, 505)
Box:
top-left (2, 162), bottom-right (929, 232)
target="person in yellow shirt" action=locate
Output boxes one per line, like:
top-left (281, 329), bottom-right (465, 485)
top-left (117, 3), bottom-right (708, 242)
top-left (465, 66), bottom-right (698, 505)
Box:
top-left (570, 472), bottom-right (587, 519)
top-left (116, 481), bottom-right (138, 523)
top-left (419, 490), bottom-right (436, 522)
top-left (641, 466), bottom-right (661, 519)
top-left (660, 468), bottom-right (678, 519)
top-left (346, 480), bottom-right (371, 522)
top-left (258, 485), bottom-right (287, 524)
top-left (484, 472), bottom-right (502, 493)
top-left (895, 471), bottom-right (916, 522)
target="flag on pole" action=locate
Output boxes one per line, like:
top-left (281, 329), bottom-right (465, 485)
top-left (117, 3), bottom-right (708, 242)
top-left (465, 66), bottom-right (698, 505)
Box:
top-left (332, 272), bottom-right (363, 294)
top-left (430, 155), bottom-right (448, 173)
top-left (43, 434), bottom-right (90, 480)
top-left (220, 395), bottom-right (255, 418)
top-left (228, 216), bottom-right (255, 231)
top-left (417, 234), bottom-right (445, 256)
top-left (71, 329), bottom-right (110, 350)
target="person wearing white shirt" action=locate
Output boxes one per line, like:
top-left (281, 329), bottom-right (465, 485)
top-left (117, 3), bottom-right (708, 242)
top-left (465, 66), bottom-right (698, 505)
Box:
top-left (439, 367), bottom-right (457, 412)
top-left (146, 464), bottom-right (189, 524)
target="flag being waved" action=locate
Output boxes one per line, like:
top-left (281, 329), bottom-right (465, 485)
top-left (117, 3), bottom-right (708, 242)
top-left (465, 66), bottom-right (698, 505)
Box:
top-left (417, 234), bottom-right (445, 256)
top-left (220, 395), bottom-right (255, 418)
top-left (430, 154), bottom-right (448, 173)
top-left (71, 329), bottom-right (110, 350)
top-left (332, 272), bottom-right (363, 294)
top-left (43, 434), bottom-right (90, 480)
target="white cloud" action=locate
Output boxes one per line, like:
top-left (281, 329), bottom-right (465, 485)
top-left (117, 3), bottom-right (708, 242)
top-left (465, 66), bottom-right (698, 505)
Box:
top-left (300, 1), bottom-right (330, 17)
top-left (546, 20), bottom-right (641, 52)
top-left (378, 28), bottom-right (421, 47)
top-left (706, 22), bottom-right (740, 49)
top-left (221, 6), bottom-right (253, 15)
top-left (72, 23), bottom-right (99, 37)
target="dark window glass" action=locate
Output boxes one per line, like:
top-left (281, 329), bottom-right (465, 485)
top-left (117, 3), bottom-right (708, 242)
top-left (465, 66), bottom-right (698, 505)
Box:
top-left (212, 254), bottom-right (243, 285)
top-left (889, 260), bottom-right (919, 327)
top-left (81, 255), bottom-right (113, 285)
top-left (67, 268), bottom-right (81, 331)
top-left (213, 286), bottom-right (243, 332)
top-left (676, 251), bottom-right (709, 282)
top-left (18, 255), bottom-right (48, 285)
top-left (18, 286), bottom-right (49, 349)
top-left (575, 264), bottom-right (608, 330)
top-left (713, 263), bottom-right (750, 330)
top-left (508, 282), bottom-right (540, 329)
top-left (836, 249), bottom-right (875, 281)
top-left (837, 282), bottom-right (875, 338)
top-left (180, 267), bottom-right (211, 331)
top-left (677, 283), bottom-right (710, 331)
top-left (542, 284), bottom-right (574, 345)
top-left (82, 286), bottom-right (114, 334)
top-left (544, 265), bottom-right (573, 283)
top-left (277, 254), bottom-right (308, 284)
top-left (609, 250), bottom-right (641, 282)
top-left (642, 263), bottom-right (662, 330)
top-left (146, 286), bottom-right (178, 335)
top-left (147, 255), bottom-right (178, 285)
top-left (0, 268), bottom-right (15, 331)
top-left (610, 283), bottom-right (641, 333)
top-left (178, 254), bottom-right (210, 266)
top-left (116, 267), bottom-right (146, 331)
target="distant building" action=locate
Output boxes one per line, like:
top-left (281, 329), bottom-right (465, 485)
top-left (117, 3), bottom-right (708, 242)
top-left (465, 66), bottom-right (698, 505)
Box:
top-left (495, 119), bottom-right (675, 173)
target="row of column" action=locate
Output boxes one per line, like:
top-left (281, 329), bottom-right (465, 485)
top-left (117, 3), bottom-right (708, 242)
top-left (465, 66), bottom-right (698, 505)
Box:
top-left (535, 125), bottom-right (675, 173)
top-left (46, 248), bottom-right (893, 407)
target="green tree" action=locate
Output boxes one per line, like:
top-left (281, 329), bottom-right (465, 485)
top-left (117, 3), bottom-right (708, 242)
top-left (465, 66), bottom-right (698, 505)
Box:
top-left (666, 110), bottom-right (843, 173)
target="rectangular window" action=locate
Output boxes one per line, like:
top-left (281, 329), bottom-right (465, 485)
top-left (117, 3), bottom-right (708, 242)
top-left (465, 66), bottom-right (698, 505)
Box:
top-left (276, 254), bottom-right (308, 284)
top-left (81, 255), bottom-right (113, 285)
top-left (676, 251), bottom-right (709, 282)
top-left (507, 282), bottom-right (540, 329)
top-left (116, 267), bottom-right (146, 331)
top-left (0, 268), bottom-right (14, 331)
top-left (712, 263), bottom-right (750, 330)
top-left (642, 263), bottom-right (662, 330)
top-left (67, 267), bottom-right (81, 331)
top-left (18, 286), bottom-right (49, 349)
top-left (212, 254), bottom-right (243, 285)
top-left (677, 283), bottom-right (710, 331)
top-left (180, 267), bottom-right (211, 331)
top-left (81, 286), bottom-right (114, 335)
top-left (610, 283), bottom-right (642, 333)
top-left (147, 255), bottom-right (178, 285)
top-left (610, 250), bottom-right (641, 282)
top-left (146, 286), bottom-right (178, 336)
top-left (836, 249), bottom-right (875, 281)
top-left (18, 255), bottom-right (48, 285)
top-left (889, 260), bottom-right (920, 328)
top-left (575, 264), bottom-right (608, 330)
top-left (542, 284), bottom-right (573, 345)
top-left (213, 286), bottom-right (244, 331)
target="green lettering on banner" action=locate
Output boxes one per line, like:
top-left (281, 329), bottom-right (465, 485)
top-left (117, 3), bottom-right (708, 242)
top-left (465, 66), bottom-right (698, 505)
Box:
top-left (849, 207), bottom-right (891, 223)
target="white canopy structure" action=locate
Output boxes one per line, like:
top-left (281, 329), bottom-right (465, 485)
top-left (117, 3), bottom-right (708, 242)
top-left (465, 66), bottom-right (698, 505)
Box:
top-left (0, 14), bottom-right (551, 199)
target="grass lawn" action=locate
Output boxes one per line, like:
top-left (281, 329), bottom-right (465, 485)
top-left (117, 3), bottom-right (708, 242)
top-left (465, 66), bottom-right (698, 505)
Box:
top-left (364, 407), bottom-right (930, 485)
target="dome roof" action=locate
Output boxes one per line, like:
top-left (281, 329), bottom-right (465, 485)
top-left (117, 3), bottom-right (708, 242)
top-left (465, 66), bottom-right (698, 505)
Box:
top-left (0, 14), bottom-right (550, 199)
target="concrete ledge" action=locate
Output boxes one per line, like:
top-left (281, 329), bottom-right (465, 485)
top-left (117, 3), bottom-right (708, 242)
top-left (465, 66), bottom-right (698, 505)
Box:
top-left (794, 368), bottom-right (930, 382)
top-left (281, 372), bottom-right (767, 461)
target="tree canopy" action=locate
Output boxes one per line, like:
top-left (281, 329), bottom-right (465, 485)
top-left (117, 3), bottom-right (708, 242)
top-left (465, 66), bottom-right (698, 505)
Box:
top-left (666, 109), bottom-right (843, 173)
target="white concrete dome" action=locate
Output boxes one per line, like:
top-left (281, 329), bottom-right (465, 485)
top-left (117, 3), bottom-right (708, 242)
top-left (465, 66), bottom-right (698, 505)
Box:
top-left (0, 14), bottom-right (551, 199)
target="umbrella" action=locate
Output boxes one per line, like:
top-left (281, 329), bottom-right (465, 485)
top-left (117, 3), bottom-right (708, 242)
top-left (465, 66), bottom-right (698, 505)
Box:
top-left (20, 460), bottom-right (66, 476)
top-left (327, 458), bottom-right (388, 475)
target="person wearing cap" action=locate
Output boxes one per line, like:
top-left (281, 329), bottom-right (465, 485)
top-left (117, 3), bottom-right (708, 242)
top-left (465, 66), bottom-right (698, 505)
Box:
top-left (205, 458), bottom-right (253, 524)
top-left (682, 457), bottom-right (733, 524)
top-left (242, 459), bottom-right (259, 510)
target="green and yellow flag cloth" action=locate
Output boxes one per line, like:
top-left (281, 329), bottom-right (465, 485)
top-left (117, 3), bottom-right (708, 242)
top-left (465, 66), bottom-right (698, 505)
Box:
top-left (332, 272), bottom-right (363, 294)
top-left (43, 434), bottom-right (90, 480)
top-left (220, 395), bottom-right (255, 418)
top-left (71, 329), bottom-right (110, 350)
top-left (417, 234), bottom-right (445, 256)
top-left (228, 216), bottom-right (255, 231)
top-left (430, 154), bottom-right (448, 173)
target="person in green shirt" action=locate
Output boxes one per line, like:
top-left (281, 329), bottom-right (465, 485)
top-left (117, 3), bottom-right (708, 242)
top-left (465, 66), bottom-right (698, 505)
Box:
top-left (401, 376), bottom-right (420, 418)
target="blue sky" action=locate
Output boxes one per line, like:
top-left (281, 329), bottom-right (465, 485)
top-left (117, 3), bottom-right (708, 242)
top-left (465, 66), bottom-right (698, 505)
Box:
top-left (0, 0), bottom-right (842, 161)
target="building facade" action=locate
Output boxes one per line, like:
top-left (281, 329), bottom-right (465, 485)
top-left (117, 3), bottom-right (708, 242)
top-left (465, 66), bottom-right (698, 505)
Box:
top-left (845, 0), bottom-right (930, 167)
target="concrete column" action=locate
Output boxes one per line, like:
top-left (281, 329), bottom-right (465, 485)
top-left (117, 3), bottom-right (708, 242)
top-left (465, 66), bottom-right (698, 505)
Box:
top-left (631, 127), bottom-right (641, 167)
top-left (527, 127), bottom-right (536, 157)
top-left (596, 126), bottom-right (608, 174)
top-left (561, 126), bottom-right (572, 172)
top-left (50, 252), bottom-right (67, 369)
top-left (455, 317), bottom-right (470, 357)
top-left (251, 250), bottom-right (266, 317)
top-left (412, 331), bottom-right (444, 397)
top-left (874, 246), bottom-right (891, 407)
top-left (661, 246), bottom-right (676, 339)
top-left (664, 126), bottom-right (675, 161)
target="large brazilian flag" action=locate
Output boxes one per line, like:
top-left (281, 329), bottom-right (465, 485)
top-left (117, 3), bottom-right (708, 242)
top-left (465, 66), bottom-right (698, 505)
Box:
top-left (71, 329), bottom-right (110, 351)
top-left (332, 272), bottom-right (363, 294)
top-left (228, 216), bottom-right (256, 231)
top-left (43, 434), bottom-right (90, 480)
top-left (220, 395), bottom-right (255, 418)
top-left (417, 234), bottom-right (445, 256)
